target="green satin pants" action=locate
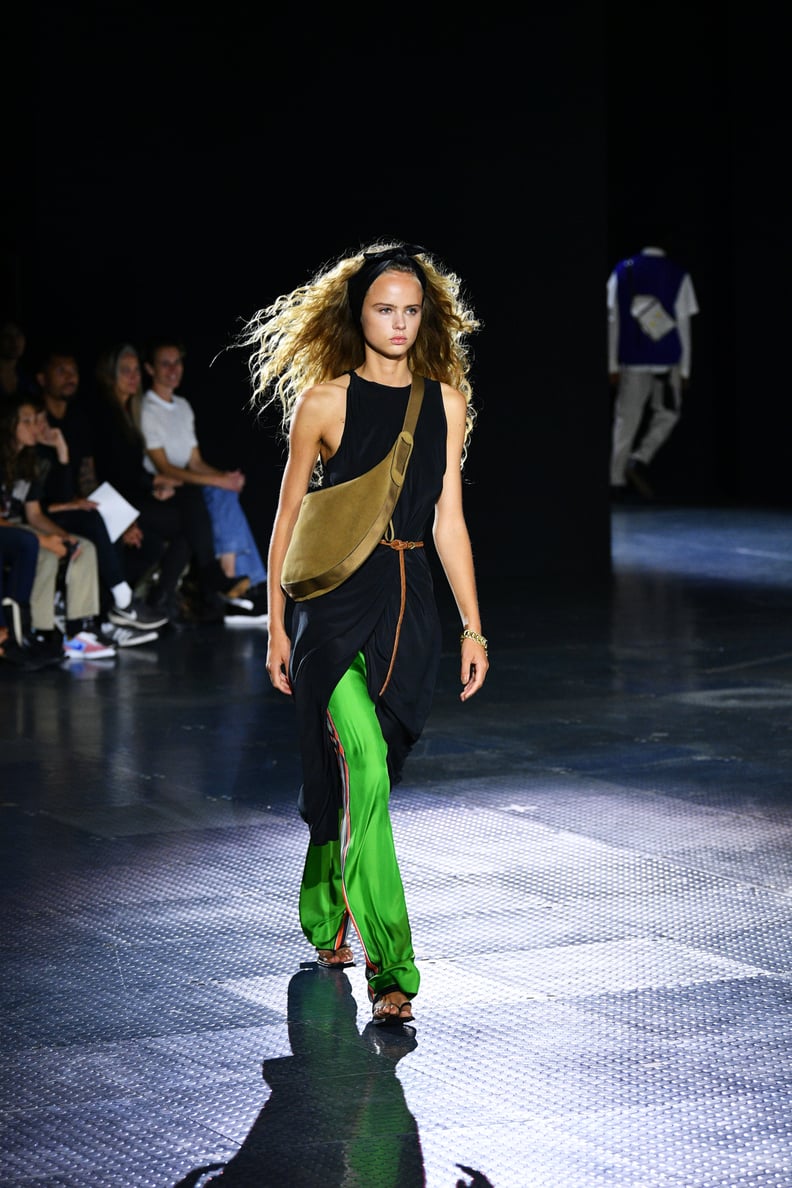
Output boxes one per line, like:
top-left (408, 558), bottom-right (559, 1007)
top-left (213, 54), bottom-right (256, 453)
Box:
top-left (298, 652), bottom-right (419, 999)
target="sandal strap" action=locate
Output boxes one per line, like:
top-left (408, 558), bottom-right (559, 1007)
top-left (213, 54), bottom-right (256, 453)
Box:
top-left (368, 981), bottom-right (401, 1003)
top-left (370, 987), bottom-right (414, 1014)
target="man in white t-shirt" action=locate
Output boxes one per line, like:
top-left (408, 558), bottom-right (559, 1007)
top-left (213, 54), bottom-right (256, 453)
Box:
top-left (139, 338), bottom-right (267, 611)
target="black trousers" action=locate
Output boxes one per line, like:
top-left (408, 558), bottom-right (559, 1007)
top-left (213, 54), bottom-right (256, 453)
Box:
top-left (133, 487), bottom-right (221, 602)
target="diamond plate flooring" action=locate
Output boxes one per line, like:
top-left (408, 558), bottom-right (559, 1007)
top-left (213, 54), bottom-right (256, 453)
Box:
top-left (2, 503), bottom-right (791, 1188)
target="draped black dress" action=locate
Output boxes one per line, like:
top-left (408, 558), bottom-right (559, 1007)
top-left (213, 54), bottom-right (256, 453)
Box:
top-left (289, 371), bottom-right (447, 845)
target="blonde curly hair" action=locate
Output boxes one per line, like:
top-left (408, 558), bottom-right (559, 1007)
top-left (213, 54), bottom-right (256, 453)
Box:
top-left (237, 242), bottom-right (481, 464)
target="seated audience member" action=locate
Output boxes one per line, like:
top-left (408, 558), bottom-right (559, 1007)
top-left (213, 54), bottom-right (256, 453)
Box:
top-left (140, 337), bottom-right (267, 616)
top-left (94, 343), bottom-right (249, 623)
top-left (0, 315), bottom-right (38, 400)
top-left (34, 346), bottom-right (167, 644)
top-left (0, 395), bottom-right (115, 660)
top-left (32, 344), bottom-right (96, 495)
top-left (0, 523), bottom-right (63, 669)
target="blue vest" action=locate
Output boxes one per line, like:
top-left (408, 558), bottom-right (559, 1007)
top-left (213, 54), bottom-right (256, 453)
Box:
top-left (615, 253), bottom-right (686, 367)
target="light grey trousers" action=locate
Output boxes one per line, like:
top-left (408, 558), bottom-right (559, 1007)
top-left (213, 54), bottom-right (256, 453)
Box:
top-left (610, 367), bottom-right (682, 485)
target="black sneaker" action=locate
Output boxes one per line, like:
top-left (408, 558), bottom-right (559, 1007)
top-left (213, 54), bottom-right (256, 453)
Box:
top-left (196, 592), bottom-right (227, 624)
top-left (1, 635), bottom-right (63, 671)
top-left (101, 622), bottom-right (160, 648)
top-left (223, 582), bottom-right (268, 621)
top-left (219, 575), bottom-right (251, 600)
top-left (109, 597), bottom-right (169, 630)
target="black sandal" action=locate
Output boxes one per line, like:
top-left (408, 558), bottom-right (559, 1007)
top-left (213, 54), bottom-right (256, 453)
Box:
top-left (316, 945), bottom-right (355, 969)
top-left (368, 983), bottom-right (415, 1026)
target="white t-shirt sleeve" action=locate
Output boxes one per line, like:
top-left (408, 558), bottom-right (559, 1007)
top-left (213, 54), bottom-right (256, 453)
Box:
top-left (674, 273), bottom-right (699, 320)
top-left (139, 399), bottom-right (161, 449)
top-left (139, 400), bottom-right (158, 473)
top-left (674, 274), bottom-right (699, 379)
top-left (182, 400), bottom-right (198, 449)
top-left (140, 394), bottom-right (199, 469)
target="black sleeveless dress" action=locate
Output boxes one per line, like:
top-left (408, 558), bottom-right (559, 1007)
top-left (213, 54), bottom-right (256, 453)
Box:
top-left (289, 371), bottom-right (447, 845)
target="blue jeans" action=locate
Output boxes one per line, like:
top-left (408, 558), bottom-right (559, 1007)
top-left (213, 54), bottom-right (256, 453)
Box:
top-left (1, 526), bottom-right (40, 628)
top-left (202, 488), bottom-right (266, 586)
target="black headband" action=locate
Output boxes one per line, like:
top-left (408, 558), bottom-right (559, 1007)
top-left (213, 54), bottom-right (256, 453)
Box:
top-left (347, 244), bottom-right (427, 323)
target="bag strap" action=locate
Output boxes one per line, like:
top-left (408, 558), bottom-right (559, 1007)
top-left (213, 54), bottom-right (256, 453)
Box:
top-left (388, 374), bottom-right (424, 490)
top-left (382, 375), bottom-right (424, 540)
top-left (401, 374), bottom-right (425, 437)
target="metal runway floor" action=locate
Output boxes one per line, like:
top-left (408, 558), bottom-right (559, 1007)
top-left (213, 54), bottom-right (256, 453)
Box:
top-left (2, 504), bottom-right (792, 1188)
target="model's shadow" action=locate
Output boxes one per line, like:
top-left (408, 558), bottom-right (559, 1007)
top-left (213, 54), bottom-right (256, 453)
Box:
top-left (174, 964), bottom-right (425, 1187)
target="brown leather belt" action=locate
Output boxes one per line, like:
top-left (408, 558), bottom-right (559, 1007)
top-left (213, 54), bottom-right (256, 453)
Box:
top-left (377, 538), bottom-right (424, 696)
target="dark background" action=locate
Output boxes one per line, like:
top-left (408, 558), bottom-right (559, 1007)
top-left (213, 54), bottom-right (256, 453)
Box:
top-left (4, 2), bottom-right (788, 586)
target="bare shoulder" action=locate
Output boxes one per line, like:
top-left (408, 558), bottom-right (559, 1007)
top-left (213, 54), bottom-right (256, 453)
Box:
top-left (299, 374), bottom-right (350, 406)
top-left (440, 382), bottom-right (467, 425)
top-left (295, 377), bottom-right (349, 425)
top-left (292, 375), bottom-right (351, 456)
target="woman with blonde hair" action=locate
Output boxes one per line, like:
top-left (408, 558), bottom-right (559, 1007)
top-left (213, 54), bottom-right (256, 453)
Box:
top-left (241, 242), bottom-right (488, 1025)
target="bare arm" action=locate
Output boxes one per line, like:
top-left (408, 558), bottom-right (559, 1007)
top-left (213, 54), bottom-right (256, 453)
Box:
top-left (36, 421), bottom-right (70, 465)
top-left (432, 385), bottom-right (489, 702)
top-left (146, 445), bottom-right (245, 492)
top-left (24, 500), bottom-right (75, 539)
top-left (23, 502), bottom-right (80, 555)
top-left (266, 383), bottom-right (345, 695)
top-left (46, 497), bottom-right (99, 513)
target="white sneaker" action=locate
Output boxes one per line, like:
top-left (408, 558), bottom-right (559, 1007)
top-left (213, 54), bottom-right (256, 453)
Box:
top-left (225, 611), bottom-right (269, 627)
top-left (101, 623), bottom-right (159, 648)
top-left (223, 594), bottom-right (255, 611)
top-left (63, 630), bottom-right (117, 660)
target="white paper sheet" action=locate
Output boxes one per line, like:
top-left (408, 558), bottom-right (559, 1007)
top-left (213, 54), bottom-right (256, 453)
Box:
top-left (86, 482), bottom-right (139, 542)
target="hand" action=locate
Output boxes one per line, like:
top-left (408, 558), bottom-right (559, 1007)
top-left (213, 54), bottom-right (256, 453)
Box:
top-left (40, 533), bottom-right (70, 558)
top-left (266, 630), bottom-right (293, 695)
top-left (37, 422), bottom-right (66, 451)
top-left (122, 523), bottom-right (143, 547)
top-left (220, 469), bottom-right (245, 493)
top-left (459, 637), bottom-right (489, 702)
top-left (70, 497), bottom-right (99, 511)
top-left (153, 475), bottom-right (180, 499)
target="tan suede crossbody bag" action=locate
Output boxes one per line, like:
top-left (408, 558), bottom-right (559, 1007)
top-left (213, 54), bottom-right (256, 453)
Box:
top-left (281, 375), bottom-right (425, 602)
